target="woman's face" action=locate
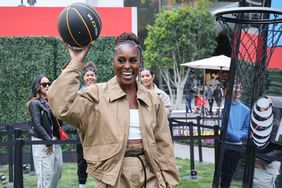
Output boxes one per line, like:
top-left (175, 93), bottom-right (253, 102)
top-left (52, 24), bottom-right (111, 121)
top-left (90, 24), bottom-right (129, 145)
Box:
top-left (113, 43), bottom-right (141, 87)
top-left (39, 77), bottom-right (51, 96)
top-left (83, 70), bottom-right (97, 86)
top-left (140, 69), bottom-right (154, 89)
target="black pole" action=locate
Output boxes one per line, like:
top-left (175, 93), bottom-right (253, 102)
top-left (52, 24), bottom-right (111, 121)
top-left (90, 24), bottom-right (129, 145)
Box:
top-left (7, 125), bottom-right (14, 182)
top-left (14, 128), bottom-right (23, 188)
top-left (214, 124), bottom-right (219, 173)
top-left (243, 11), bottom-right (269, 187)
top-left (30, 138), bottom-right (35, 172)
top-left (212, 24), bottom-right (242, 188)
top-left (196, 116), bottom-right (203, 162)
top-left (169, 118), bottom-right (173, 140)
top-left (189, 121), bottom-right (197, 179)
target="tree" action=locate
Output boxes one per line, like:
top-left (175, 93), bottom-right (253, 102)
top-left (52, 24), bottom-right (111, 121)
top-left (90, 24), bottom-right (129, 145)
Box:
top-left (143, 5), bottom-right (217, 109)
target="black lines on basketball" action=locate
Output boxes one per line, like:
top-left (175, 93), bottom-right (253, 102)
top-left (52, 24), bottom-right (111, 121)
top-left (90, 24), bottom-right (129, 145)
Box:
top-left (57, 3), bottom-right (102, 48)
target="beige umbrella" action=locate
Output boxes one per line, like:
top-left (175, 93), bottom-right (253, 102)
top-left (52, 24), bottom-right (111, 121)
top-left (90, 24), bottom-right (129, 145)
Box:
top-left (181, 55), bottom-right (231, 86)
top-left (181, 55), bottom-right (231, 71)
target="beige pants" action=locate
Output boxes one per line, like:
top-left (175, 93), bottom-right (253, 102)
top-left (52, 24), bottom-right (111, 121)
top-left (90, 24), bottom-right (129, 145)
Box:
top-left (95, 143), bottom-right (165, 188)
top-left (253, 161), bottom-right (281, 188)
top-left (32, 136), bottom-right (63, 188)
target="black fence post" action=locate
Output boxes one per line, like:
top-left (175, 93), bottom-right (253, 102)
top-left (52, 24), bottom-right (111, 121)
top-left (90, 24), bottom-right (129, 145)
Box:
top-left (7, 124), bottom-right (14, 182)
top-left (189, 121), bottom-right (197, 179)
top-left (169, 118), bottom-right (173, 139)
top-left (29, 137), bottom-right (35, 172)
top-left (14, 128), bottom-right (23, 188)
top-left (196, 116), bottom-right (203, 163)
top-left (214, 124), bottom-right (219, 173)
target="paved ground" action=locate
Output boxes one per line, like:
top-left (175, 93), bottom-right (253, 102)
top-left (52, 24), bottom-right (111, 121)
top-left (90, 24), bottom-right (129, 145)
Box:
top-left (173, 142), bottom-right (215, 164)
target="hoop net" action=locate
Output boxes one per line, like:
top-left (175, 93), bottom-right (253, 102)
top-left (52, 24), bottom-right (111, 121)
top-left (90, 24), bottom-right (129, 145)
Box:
top-left (212, 7), bottom-right (282, 187)
top-left (214, 7), bottom-right (282, 147)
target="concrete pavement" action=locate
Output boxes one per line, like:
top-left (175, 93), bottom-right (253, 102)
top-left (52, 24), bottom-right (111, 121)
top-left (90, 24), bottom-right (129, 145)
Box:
top-left (173, 142), bottom-right (215, 164)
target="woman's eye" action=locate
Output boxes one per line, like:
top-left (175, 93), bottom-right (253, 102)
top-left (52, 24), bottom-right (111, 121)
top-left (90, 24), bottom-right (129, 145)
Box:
top-left (118, 58), bottom-right (125, 63)
top-left (130, 58), bottom-right (138, 64)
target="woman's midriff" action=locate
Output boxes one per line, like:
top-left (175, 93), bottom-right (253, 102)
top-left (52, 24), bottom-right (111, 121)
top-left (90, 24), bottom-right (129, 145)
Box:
top-left (127, 139), bottom-right (142, 145)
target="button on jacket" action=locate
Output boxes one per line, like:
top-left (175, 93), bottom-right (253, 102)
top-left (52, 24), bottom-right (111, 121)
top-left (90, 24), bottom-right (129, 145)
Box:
top-left (47, 60), bottom-right (179, 187)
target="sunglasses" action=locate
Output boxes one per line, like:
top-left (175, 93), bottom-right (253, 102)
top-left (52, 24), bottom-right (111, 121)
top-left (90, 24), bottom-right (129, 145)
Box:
top-left (40, 82), bottom-right (52, 88)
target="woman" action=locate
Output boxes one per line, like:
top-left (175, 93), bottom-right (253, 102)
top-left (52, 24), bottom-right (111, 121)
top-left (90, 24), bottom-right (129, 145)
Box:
top-left (27, 76), bottom-right (63, 188)
top-left (140, 68), bottom-right (172, 116)
top-left (77, 61), bottom-right (98, 188)
top-left (47, 33), bottom-right (179, 187)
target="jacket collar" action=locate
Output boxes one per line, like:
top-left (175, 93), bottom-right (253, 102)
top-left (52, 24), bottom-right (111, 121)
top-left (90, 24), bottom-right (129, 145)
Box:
top-left (107, 76), bottom-right (152, 109)
top-left (39, 98), bottom-right (50, 112)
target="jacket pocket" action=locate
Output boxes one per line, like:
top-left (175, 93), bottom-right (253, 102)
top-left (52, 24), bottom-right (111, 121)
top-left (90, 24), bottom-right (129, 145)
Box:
top-left (84, 142), bottom-right (122, 162)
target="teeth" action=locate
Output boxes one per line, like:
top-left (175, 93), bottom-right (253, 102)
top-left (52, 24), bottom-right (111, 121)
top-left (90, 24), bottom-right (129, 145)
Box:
top-left (123, 72), bottom-right (132, 75)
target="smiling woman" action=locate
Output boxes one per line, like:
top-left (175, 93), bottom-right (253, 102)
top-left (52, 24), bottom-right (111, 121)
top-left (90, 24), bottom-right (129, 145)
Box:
top-left (47, 32), bottom-right (179, 188)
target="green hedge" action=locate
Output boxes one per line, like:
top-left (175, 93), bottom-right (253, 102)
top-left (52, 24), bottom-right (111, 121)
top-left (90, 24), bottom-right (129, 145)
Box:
top-left (0, 37), bottom-right (115, 123)
top-left (266, 69), bottom-right (282, 96)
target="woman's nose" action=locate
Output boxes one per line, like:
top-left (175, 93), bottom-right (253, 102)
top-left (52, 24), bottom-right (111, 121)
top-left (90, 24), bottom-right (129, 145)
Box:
top-left (124, 61), bottom-right (130, 68)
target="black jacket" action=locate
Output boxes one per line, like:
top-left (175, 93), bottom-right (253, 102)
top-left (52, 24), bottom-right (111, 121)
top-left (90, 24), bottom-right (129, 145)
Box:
top-left (29, 98), bottom-right (60, 141)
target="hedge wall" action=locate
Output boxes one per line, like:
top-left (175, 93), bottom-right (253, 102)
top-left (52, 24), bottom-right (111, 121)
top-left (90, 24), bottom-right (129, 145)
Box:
top-left (0, 37), bottom-right (115, 123)
top-left (266, 69), bottom-right (282, 96)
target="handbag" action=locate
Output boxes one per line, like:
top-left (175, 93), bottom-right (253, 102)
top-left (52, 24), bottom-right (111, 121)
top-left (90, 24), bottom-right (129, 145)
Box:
top-left (57, 119), bottom-right (69, 140)
top-left (59, 127), bottom-right (69, 140)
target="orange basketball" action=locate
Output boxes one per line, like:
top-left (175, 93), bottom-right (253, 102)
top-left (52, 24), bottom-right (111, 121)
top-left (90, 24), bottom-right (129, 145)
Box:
top-left (57, 3), bottom-right (102, 48)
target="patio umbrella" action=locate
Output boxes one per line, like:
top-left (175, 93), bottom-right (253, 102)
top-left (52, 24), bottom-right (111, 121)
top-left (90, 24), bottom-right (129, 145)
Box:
top-left (181, 55), bottom-right (231, 71)
top-left (181, 55), bottom-right (231, 86)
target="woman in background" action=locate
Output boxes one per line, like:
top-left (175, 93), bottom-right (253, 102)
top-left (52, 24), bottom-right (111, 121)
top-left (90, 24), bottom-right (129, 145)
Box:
top-left (77, 61), bottom-right (98, 188)
top-left (140, 68), bottom-right (172, 116)
top-left (27, 76), bottom-right (63, 188)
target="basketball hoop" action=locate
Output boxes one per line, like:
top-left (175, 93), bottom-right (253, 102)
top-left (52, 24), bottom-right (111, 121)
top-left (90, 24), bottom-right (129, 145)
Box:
top-left (213, 5), bottom-right (282, 144)
top-left (212, 6), bottom-right (282, 188)
top-left (213, 7), bottom-right (282, 24)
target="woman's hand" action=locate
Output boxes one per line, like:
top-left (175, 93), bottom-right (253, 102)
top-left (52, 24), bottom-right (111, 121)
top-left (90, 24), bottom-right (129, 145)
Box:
top-left (45, 145), bottom-right (53, 155)
top-left (65, 43), bottom-right (92, 63)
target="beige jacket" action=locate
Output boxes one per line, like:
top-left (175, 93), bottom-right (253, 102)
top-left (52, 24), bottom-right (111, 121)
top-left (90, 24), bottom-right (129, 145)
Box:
top-left (153, 84), bottom-right (172, 115)
top-left (47, 60), bottom-right (179, 187)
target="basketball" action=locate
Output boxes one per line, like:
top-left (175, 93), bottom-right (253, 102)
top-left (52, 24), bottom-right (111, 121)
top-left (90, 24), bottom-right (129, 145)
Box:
top-left (57, 3), bottom-right (102, 48)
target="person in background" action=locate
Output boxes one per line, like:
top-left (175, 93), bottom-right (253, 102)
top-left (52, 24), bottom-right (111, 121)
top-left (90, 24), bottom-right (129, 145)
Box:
top-left (204, 84), bottom-right (214, 114)
top-left (213, 84), bottom-right (223, 108)
top-left (213, 84), bottom-right (224, 115)
top-left (220, 82), bottom-right (250, 188)
top-left (140, 68), bottom-right (172, 116)
top-left (27, 76), bottom-right (63, 188)
top-left (47, 32), bottom-right (179, 187)
top-left (77, 61), bottom-right (98, 188)
top-left (185, 83), bottom-right (196, 113)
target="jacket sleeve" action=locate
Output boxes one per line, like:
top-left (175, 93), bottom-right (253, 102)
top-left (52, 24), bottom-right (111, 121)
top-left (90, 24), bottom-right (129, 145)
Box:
top-left (29, 100), bottom-right (52, 141)
top-left (240, 109), bottom-right (250, 141)
top-left (160, 92), bottom-right (172, 115)
top-left (47, 60), bottom-right (94, 131)
top-left (154, 97), bottom-right (179, 187)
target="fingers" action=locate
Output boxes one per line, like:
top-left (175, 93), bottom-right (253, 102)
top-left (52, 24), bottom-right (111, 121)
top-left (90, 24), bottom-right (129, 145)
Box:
top-left (45, 146), bottom-right (53, 155)
top-left (64, 42), bottom-right (92, 63)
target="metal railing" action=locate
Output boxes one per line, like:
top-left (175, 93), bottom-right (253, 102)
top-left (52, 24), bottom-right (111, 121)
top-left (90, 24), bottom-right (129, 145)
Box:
top-left (0, 115), bottom-right (221, 187)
